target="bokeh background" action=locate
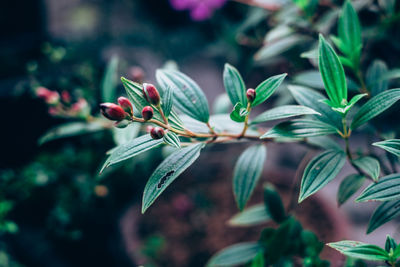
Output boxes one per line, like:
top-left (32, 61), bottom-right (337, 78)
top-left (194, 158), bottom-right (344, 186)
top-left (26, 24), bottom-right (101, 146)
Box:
top-left (1, 0), bottom-right (400, 266)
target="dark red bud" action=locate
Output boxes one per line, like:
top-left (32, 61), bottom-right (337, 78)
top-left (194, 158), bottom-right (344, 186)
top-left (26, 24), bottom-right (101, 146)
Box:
top-left (246, 88), bottom-right (256, 103)
top-left (150, 127), bottom-right (164, 139)
top-left (100, 103), bottom-right (126, 121)
top-left (118, 97), bottom-right (133, 114)
top-left (142, 106), bottom-right (154, 121)
top-left (143, 83), bottom-right (160, 106)
top-left (36, 87), bottom-right (60, 104)
top-left (61, 91), bottom-right (71, 103)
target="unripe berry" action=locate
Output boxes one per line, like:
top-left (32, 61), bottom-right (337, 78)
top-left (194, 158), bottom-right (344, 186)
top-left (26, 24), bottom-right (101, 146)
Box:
top-left (114, 120), bottom-right (130, 128)
top-left (118, 97), bottom-right (133, 115)
top-left (100, 103), bottom-right (126, 121)
top-left (142, 83), bottom-right (160, 106)
top-left (246, 88), bottom-right (256, 103)
top-left (150, 127), bottom-right (164, 139)
top-left (142, 106), bottom-right (154, 121)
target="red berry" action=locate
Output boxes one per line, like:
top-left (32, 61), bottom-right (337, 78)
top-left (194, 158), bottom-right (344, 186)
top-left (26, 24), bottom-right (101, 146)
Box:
top-left (118, 97), bottom-right (133, 115)
top-left (142, 106), bottom-right (154, 121)
top-left (100, 103), bottom-right (126, 121)
top-left (150, 127), bottom-right (164, 139)
top-left (143, 83), bottom-right (160, 106)
top-left (246, 88), bottom-right (256, 103)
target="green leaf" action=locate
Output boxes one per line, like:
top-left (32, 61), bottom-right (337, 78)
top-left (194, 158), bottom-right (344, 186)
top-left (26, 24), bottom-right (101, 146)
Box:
top-left (100, 134), bottom-right (164, 173)
top-left (338, 1), bottom-right (362, 64)
top-left (263, 183), bottom-right (286, 223)
top-left (39, 121), bottom-right (105, 145)
top-left (329, 93), bottom-right (367, 115)
top-left (373, 139), bottom-right (400, 157)
top-left (356, 173), bottom-right (400, 202)
top-left (250, 252), bottom-right (265, 267)
top-left (163, 131), bottom-right (181, 148)
top-left (288, 85), bottom-right (342, 129)
top-left (293, 70), bottom-right (325, 89)
top-left (307, 136), bottom-right (342, 150)
top-left (385, 235), bottom-right (397, 252)
top-left (162, 85), bottom-right (174, 117)
top-left (230, 102), bottom-right (248, 123)
top-left (328, 241), bottom-right (389, 261)
top-left (233, 145), bottom-right (267, 210)
top-left (351, 89), bottom-right (400, 129)
top-left (260, 119), bottom-right (338, 139)
top-left (367, 199), bottom-right (400, 234)
top-left (156, 69), bottom-right (210, 123)
top-left (142, 143), bottom-right (204, 213)
top-left (101, 55), bottom-right (119, 102)
top-left (367, 60), bottom-right (389, 96)
top-left (251, 74), bottom-right (287, 107)
top-left (318, 35), bottom-right (347, 107)
top-left (337, 174), bottom-right (365, 206)
top-left (121, 77), bottom-right (185, 131)
top-left (255, 35), bottom-right (308, 61)
top-left (223, 64), bottom-right (247, 106)
top-left (352, 156), bottom-right (381, 181)
top-left (299, 149), bottom-right (346, 202)
top-left (228, 204), bottom-right (270, 227)
top-left (251, 105), bottom-right (320, 125)
top-left (206, 242), bottom-right (263, 267)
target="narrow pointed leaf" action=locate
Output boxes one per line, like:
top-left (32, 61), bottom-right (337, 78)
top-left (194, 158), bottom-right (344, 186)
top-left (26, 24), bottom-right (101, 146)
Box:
top-left (328, 241), bottom-right (389, 261)
top-left (142, 143), bottom-right (204, 213)
top-left (101, 56), bottom-right (118, 102)
top-left (352, 156), bottom-right (380, 181)
top-left (156, 69), bottom-right (210, 123)
top-left (373, 139), bottom-right (400, 157)
top-left (233, 145), bottom-right (267, 211)
top-left (100, 135), bottom-right (163, 173)
top-left (163, 131), bottom-right (181, 148)
top-left (318, 35), bottom-right (347, 107)
top-left (228, 204), bottom-right (270, 227)
top-left (299, 149), bottom-right (346, 202)
top-left (121, 77), bottom-right (185, 130)
top-left (356, 173), bottom-right (400, 202)
top-left (251, 105), bottom-right (320, 125)
top-left (351, 89), bottom-right (400, 129)
top-left (338, 1), bottom-right (362, 60)
top-left (261, 119), bottom-right (338, 139)
top-left (207, 242), bottom-right (263, 267)
top-left (288, 85), bottom-right (342, 129)
top-left (337, 174), bottom-right (365, 206)
top-left (251, 74), bottom-right (287, 107)
top-left (367, 199), bottom-right (400, 234)
top-left (293, 70), bottom-right (325, 89)
top-left (223, 64), bottom-right (247, 106)
top-left (162, 85), bottom-right (174, 117)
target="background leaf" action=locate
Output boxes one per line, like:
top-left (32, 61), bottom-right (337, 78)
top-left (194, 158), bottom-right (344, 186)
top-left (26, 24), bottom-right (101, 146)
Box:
top-left (233, 145), bottom-right (267, 210)
top-left (207, 242), bottom-right (263, 267)
top-left (337, 174), bottom-right (365, 206)
top-left (101, 55), bottom-right (119, 102)
top-left (156, 69), bottom-right (210, 123)
top-left (367, 199), bottom-right (400, 234)
top-left (142, 143), bottom-right (204, 213)
top-left (288, 85), bottom-right (342, 129)
top-left (373, 139), bottom-right (400, 157)
top-left (356, 173), bottom-right (400, 202)
top-left (251, 74), bottom-right (287, 107)
top-left (162, 85), bottom-right (174, 117)
top-left (223, 64), bottom-right (247, 106)
top-left (352, 156), bottom-right (380, 181)
top-left (100, 134), bottom-right (163, 173)
top-left (251, 105), bottom-right (320, 125)
top-left (328, 241), bottom-right (389, 261)
top-left (228, 204), bottom-right (270, 227)
top-left (299, 149), bottom-right (346, 202)
top-left (367, 60), bottom-right (389, 96)
top-left (351, 89), bottom-right (400, 129)
top-left (263, 183), bottom-right (286, 223)
top-left (261, 119), bottom-right (338, 139)
top-left (318, 35), bottom-right (347, 107)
